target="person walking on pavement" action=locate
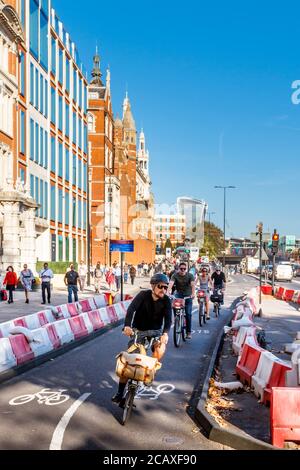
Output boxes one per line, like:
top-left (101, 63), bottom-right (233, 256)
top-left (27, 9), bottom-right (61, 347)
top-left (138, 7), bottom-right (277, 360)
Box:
top-left (123, 263), bottom-right (129, 284)
top-left (39, 263), bottom-right (54, 304)
top-left (3, 266), bottom-right (18, 304)
top-left (20, 264), bottom-right (34, 304)
top-left (167, 262), bottom-right (196, 339)
top-left (114, 265), bottom-right (122, 290)
top-left (94, 262), bottom-right (102, 293)
top-left (64, 264), bottom-right (80, 303)
top-left (129, 265), bottom-right (136, 285)
top-left (78, 260), bottom-right (87, 291)
top-left (106, 267), bottom-right (115, 291)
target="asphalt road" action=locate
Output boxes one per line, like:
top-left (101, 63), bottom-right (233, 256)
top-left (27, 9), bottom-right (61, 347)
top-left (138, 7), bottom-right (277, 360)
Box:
top-left (0, 275), bottom-right (259, 450)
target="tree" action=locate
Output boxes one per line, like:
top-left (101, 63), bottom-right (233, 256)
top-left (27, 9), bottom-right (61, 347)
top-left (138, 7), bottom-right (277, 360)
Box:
top-left (200, 222), bottom-right (223, 258)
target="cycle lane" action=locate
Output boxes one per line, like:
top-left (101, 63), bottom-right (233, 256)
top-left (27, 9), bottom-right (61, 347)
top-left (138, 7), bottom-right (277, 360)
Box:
top-left (0, 282), bottom-right (252, 450)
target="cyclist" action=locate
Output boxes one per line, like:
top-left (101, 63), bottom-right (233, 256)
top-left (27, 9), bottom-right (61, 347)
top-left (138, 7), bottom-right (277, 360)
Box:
top-left (211, 267), bottom-right (226, 304)
top-left (111, 273), bottom-right (172, 404)
top-left (167, 262), bottom-right (196, 339)
top-left (198, 266), bottom-right (212, 319)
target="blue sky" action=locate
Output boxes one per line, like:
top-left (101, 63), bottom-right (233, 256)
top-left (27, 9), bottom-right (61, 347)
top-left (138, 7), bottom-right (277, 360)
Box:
top-left (53, 0), bottom-right (300, 238)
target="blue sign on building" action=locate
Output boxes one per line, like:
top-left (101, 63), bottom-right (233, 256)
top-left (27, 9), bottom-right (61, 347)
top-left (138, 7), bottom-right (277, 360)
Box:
top-left (110, 240), bottom-right (134, 252)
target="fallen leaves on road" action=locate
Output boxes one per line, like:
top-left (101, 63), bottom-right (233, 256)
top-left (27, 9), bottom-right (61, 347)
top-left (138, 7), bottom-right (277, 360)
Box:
top-left (206, 378), bottom-right (243, 427)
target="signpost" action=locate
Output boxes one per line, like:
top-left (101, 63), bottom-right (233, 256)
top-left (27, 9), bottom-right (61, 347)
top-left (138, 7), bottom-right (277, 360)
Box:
top-left (110, 240), bottom-right (134, 301)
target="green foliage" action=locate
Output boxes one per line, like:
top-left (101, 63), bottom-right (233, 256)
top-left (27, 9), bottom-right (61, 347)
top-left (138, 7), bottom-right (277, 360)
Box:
top-left (200, 222), bottom-right (224, 258)
top-left (36, 261), bottom-right (78, 274)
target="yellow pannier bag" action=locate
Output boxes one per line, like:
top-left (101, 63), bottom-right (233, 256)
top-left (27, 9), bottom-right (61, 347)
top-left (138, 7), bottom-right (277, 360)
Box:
top-left (116, 349), bottom-right (162, 385)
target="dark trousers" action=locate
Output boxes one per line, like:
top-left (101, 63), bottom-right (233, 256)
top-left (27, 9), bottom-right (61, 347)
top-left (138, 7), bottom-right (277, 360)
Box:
top-left (68, 285), bottom-right (78, 303)
top-left (42, 282), bottom-right (51, 303)
top-left (130, 276), bottom-right (135, 285)
top-left (175, 293), bottom-right (193, 333)
top-left (7, 285), bottom-right (14, 302)
top-left (115, 276), bottom-right (121, 290)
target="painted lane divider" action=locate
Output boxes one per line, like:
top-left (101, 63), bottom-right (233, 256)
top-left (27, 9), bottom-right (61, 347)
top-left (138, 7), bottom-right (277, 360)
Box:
top-left (50, 393), bottom-right (91, 450)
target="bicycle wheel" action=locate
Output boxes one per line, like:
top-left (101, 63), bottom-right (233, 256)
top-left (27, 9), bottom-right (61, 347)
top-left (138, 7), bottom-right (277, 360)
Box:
top-left (199, 303), bottom-right (204, 327)
top-left (46, 394), bottom-right (70, 405)
top-left (181, 313), bottom-right (187, 342)
top-left (121, 386), bottom-right (136, 425)
top-left (9, 394), bottom-right (35, 406)
top-left (173, 314), bottom-right (181, 347)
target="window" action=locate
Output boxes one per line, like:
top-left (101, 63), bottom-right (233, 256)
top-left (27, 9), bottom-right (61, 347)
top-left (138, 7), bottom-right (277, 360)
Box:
top-left (78, 117), bottom-right (82, 149)
top-left (65, 148), bottom-right (69, 181)
top-left (83, 200), bottom-right (87, 229)
top-left (73, 112), bottom-right (76, 144)
top-left (35, 68), bottom-right (38, 109)
top-left (65, 192), bottom-right (69, 225)
top-left (78, 199), bottom-right (82, 228)
top-left (72, 237), bottom-right (76, 261)
top-left (40, 179), bottom-right (43, 217)
top-left (40, 127), bottom-right (43, 166)
top-left (35, 176), bottom-right (39, 214)
top-left (65, 103), bottom-right (69, 137)
top-left (20, 111), bottom-right (25, 154)
top-left (44, 79), bottom-right (48, 117)
top-left (30, 174), bottom-right (34, 198)
top-left (44, 130), bottom-right (48, 168)
top-left (40, 74), bottom-right (44, 114)
top-left (59, 48), bottom-right (63, 84)
top-left (72, 154), bottom-right (76, 186)
top-left (30, 119), bottom-right (34, 160)
top-left (65, 237), bottom-right (69, 261)
top-left (20, 52), bottom-right (25, 96)
top-left (29, 0), bottom-right (39, 60)
top-left (51, 136), bottom-right (56, 172)
top-left (73, 68), bottom-right (77, 101)
top-left (51, 36), bottom-right (56, 74)
top-left (58, 189), bottom-right (63, 223)
top-left (88, 113), bottom-right (94, 132)
top-left (44, 181), bottom-right (48, 219)
top-left (51, 185), bottom-right (56, 220)
top-left (35, 122), bottom-right (38, 163)
top-left (19, 168), bottom-right (25, 184)
top-left (51, 87), bottom-right (56, 124)
top-left (66, 58), bottom-right (70, 92)
top-left (78, 159), bottom-right (82, 189)
top-left (58, 95), bottom-right (63, 130)
top-left (58, 142), bottom-right (63, 177)
top-left (40, 10), bottom-right (48, 70)
top-left (79, 78), bottom-right (82, 108)
top-left (30, 63), bottom-right (34, 104)
top-left (83, 163), bottom-right (87, 192)
top-left (20, 0), bottom-right (25, 28)
top-left (84, 124), bottom-right (88, 154)
top-left (72, 197), bottom-right (76, 227)
top-left (58, 235), bottom-right (63, 261)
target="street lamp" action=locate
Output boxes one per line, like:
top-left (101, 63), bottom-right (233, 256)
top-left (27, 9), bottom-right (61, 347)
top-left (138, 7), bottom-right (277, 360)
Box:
top-left (214, 186), bottom-right (236, 268)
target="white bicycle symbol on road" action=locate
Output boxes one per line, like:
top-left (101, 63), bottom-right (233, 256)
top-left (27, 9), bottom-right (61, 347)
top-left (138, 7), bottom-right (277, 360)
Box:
top-left (135, 383), bottom-right (175, 400)
top-left (9, 388), bottom-right (70, 406)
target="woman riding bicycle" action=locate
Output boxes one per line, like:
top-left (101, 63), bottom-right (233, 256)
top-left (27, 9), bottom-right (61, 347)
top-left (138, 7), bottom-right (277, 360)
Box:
top-left (111, 273), bottom-right (172, 404)
top-left (198, 266), bottom-right (212, 319)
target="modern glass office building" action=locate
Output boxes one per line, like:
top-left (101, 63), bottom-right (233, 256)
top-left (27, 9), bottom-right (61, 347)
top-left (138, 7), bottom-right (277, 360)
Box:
top-left (177, 197), bottom-right (207, 248)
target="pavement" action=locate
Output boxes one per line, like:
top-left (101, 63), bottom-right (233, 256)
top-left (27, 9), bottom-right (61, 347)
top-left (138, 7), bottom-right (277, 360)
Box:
top-left (201, 292), bottom-right (300, 448)
top-left (0, 276), bottom-right (150, 323)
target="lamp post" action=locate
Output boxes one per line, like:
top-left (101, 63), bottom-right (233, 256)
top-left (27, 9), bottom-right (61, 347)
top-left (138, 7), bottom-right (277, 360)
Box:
top-left (214, 186), bottom-right (236, 268)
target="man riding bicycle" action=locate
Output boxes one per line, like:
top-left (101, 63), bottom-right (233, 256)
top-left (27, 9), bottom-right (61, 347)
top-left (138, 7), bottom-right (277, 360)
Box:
top-left (211, 267), bottom-right (226, 304)
top-left (112, 273), bottom-right (172, 404)
top-left (167, 262), bottom-right (196, 339)
top-left (198, 266), bottom-right (212, 319)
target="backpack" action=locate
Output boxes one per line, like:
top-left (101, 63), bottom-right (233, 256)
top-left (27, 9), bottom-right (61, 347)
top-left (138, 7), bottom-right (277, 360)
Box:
top-left (0, 289), bottom-right (8, 301)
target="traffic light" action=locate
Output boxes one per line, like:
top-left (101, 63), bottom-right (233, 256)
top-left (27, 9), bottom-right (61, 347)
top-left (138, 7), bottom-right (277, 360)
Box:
top-left (272, 231), bottom-right (279, 253)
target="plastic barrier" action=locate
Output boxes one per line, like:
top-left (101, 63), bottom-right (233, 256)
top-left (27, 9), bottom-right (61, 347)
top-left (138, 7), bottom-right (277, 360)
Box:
top-left (9, 334), bottom-right (34, 364)
top-left (54, 304), bottom-right (71, 319)
top-left (54, 319), bottom-right (75, 344)
top-left (0, 321), bottom-right (16, 338)
top-left (21, 313), bottom-right (43, 330)
top-left (275, 287), bottom-right (285, 300)
top-left (98, 307), bottom-right (110, 326)
top-left (252, 351), bottom-right (280, 401)
top-left (44, 324), bottom-right (61, 349)
top-left (113, 303), bottom-right (126, 320)
top-left (103, 292), bottom-right (112, 305)
top-left (14, 318), bottom-right (28, 328)
top-left (93, 294), bottom-right (107, 309)
top-left (68, 316), bottom-right (88, 339)
top-left (0, 338), bottom-right (17, 372)
top-left (106, 306), bottom-right (119, 323)
top-left (286, 348), bottom-right (300, 387)
top-left (37, 310), bottom-right (52, 326)
top-left (261, 285), bottom-right (272, 295)
top-left (122, 300), bottom-right (132, 310)
top-left (292, 291), bottom-right (300, 303)
top-left (80, 312), bottom-right (94, 334)
top-left (263, 360), bottom-right (292, 405)
top-left (232, 326), bottom-right (257, 355)
top-left (283, 289), bottom-right (295, 302)
top-left (67, 303), bottom-right (81, 316)
top-left (29, 328), bottom-right (54, 357)
top-left (270, 387), bottom-right (300, 448)
top-left (87, 310), bottom-right (105, 330)
top-left (236, 338), bottom-right (264, 386)
top-left (78, 298), bottom-right (96, 313)
top-left (119, 302), bottom-right (128, 313)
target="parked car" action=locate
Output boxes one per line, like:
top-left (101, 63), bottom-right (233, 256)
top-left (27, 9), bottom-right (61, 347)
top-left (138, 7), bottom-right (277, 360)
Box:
top-left (274, 263), bottom-right (293, 282)
top-left (292, 263), bottom-right (300, 277)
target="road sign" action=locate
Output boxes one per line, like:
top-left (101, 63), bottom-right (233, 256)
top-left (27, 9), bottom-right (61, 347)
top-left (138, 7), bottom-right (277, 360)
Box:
top-left (110, 240), bottom-right (134, 252)
top-left (166, 248), bottom-right (172, 258)
top-left (250, 232), bottom-right (270, 242)
top-left (253, 248), bottom-right (269, 261)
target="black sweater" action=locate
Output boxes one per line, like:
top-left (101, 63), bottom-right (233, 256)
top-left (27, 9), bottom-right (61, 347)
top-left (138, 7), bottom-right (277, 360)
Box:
top-left (124, 290), bottom-right (172, 334)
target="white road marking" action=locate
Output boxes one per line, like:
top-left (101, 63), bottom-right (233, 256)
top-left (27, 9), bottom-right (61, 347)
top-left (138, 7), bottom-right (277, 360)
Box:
top-left (49, 393), bottom-right (91, 450)
top-left (136, 383), bottom-right (175, 400)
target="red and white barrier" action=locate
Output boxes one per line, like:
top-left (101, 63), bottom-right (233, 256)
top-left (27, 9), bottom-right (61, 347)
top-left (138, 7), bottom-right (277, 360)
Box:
top-left (232, 326), bottom-right (257, 355)
top-left (271, 387), bottom-right (300, 448)
top-left (8, 334), bottom-right (34, 365)
top-left (263, 359), bottom-right (292, 405)
top-left (251, 351), bottom-right (288, 401)
top-left (0, 338), bottom-right (17, 372)
top-left (93, 294), bottom-right (108, 308)
top-left (53, 319), bottom-right (74, 345)
top-left (29, 328), bottom-right (55, 357)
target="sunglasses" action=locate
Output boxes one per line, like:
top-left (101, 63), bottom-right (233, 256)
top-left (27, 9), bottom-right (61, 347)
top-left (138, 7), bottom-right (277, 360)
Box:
top-left (180, 267), bottom-right (187, 271)
top-left (157, 284), bottom-right (168, 290)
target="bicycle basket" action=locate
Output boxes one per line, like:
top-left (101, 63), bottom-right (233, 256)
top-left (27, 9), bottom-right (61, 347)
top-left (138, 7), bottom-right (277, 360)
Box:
top-left (115, 351), bottom-right (161, 385)
top-left (210, 293), bottom-right (223, 303)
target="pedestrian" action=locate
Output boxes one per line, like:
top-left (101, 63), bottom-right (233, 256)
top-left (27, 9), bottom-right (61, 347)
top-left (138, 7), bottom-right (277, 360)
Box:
top-left (78, 260), bottom-right (87, 291)
top-left (114, 264), bottom-right (122, 290)
top-left (123, 263), bottom-right (129, 283)
top-left (64, 264), bottom-right (80, 303)
top-left (129, 265), bottom-right (136, 285)
top-left (106, 267), bottom-right (115, 291)
top-left (3, 266), bottom-right (18, 304)
top-left (94, 262), bottom-right (102, 293)
top-left (39, 262), bottom-right (54, 305)
top-left (20, 264), bottom-right (34, 304)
